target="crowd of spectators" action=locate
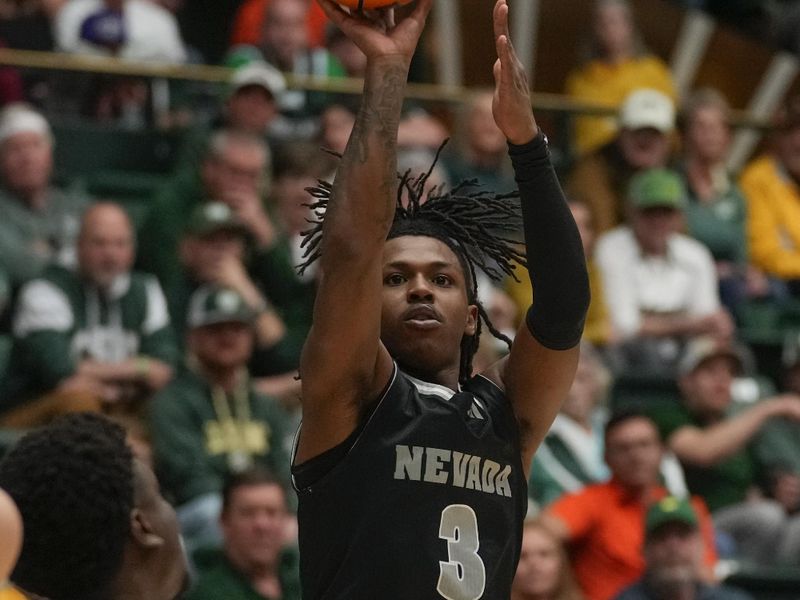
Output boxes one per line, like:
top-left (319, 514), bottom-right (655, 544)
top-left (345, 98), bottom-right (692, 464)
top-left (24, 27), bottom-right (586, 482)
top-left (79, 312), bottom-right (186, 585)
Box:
top-left (2, 0), bottom-right (800, 599)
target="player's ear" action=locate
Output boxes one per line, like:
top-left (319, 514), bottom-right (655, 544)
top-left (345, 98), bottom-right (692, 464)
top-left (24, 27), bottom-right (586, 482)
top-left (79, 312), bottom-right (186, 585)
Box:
top-left (465, 304), bottom-right (478, 336)
top-left (130, 508), bottom-right (165, 549)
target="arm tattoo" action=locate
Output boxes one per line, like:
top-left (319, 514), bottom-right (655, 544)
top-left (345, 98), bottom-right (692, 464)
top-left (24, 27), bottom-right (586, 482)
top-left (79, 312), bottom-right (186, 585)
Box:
top-left (327, 61), bottom-right (409, 228)
top-left (354, 63), bottom-right (407, 166)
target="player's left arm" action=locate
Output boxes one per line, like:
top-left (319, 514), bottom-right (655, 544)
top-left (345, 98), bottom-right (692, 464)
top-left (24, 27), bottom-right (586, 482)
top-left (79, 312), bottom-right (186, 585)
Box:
top-left (482, 0), bottom-right (589, 474)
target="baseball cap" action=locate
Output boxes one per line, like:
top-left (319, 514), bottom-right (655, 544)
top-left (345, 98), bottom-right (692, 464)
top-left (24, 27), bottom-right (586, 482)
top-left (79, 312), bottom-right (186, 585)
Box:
top-left (0, 104), bottom-right (51, 145)
top-left (186, 202), bottom-right (250, 238)
top-left (187, 286), bottom-right (256, 329)
top-left (229, 61), bottom-right (286, 100)
top-left (79, 7), bottom-right (126, 50)
top-left (628, 168), bottom-right (687, 210)
top-left (646, 496), bottom-right (698, 536)
top-left (678, 336), bottom-right (744, 377)
top-left (619, 89), bottom-right (675, 133)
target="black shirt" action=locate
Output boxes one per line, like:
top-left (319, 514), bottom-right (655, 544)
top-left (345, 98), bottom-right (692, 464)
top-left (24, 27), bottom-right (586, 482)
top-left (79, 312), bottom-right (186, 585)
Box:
top-left (292, 365), bottom-right (527, 600)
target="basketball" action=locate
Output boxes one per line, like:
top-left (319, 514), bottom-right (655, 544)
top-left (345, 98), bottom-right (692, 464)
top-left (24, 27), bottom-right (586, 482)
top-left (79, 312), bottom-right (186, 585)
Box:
top-left (336, 0), bottom-right (413, 9)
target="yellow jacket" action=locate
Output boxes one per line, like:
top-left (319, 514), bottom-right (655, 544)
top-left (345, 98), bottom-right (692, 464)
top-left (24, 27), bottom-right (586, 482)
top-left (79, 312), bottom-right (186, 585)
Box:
top-left (566, 55), bottom-right (677, 156)
top-left (740, 154), bottom-right (800, 278)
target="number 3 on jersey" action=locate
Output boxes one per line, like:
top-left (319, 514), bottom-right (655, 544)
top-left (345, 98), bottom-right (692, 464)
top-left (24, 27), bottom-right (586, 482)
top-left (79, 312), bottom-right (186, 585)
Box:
top-left (437, 504), bottom-right (486, 600)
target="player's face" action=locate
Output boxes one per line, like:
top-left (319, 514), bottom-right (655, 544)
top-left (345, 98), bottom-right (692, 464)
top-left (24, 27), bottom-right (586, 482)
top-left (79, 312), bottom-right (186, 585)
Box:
top-left (221, 483), bottom-right (289, 570)
top-left (604, 417), bottom-right (662, 488)
top-left (512, 524), bottom-right (564, 597)
top-left (381, 236), bottom-right (477, 380)
top-left (131, 459), bottom-right (188, 599)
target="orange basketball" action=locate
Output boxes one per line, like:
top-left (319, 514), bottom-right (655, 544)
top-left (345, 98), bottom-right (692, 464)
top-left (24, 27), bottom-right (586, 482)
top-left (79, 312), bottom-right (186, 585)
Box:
top-left (336, 0), bottom-right (413, 9)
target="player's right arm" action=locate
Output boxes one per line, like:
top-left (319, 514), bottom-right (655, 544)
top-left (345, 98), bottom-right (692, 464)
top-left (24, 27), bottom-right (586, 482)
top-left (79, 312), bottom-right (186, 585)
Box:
top-left (296, 0), bottom-right (433, 464)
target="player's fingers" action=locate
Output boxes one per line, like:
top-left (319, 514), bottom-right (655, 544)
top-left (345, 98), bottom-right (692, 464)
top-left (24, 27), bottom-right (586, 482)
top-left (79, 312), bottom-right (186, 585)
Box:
top-left (498, 34), bottom-right (513, 84)
top-left (494, 0), bottom-right (510, 43)
top-left (492, 0), bottom-right (505, 42)
top-left (492, 57), bottom-right (502, 86)
top-left (409, 0), bottom-right (435, 23)
top-left (317, 0), bottom-right (348, 25)
top-left (382, 6), bottom-right (396, 30)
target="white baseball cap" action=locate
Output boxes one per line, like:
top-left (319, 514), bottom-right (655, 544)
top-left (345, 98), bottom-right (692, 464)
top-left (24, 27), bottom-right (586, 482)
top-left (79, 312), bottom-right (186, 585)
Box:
top-left (0, 104), bottom-right (51, 145)
top-left (229, 61), bottom-right (287, 100)
top-left (618, 89), bottom-right (675, 133)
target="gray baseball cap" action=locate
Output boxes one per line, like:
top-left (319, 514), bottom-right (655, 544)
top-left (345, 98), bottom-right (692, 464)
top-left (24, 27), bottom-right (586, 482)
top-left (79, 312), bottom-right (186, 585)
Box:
top-left (187, 285), bottom-right (256, 328)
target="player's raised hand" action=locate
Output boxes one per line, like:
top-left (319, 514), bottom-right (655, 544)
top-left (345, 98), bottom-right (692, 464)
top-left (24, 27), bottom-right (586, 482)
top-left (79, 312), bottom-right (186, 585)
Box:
top-left (317, 0), bottom-right (433, 62)
top-left (491, 0), bottom-right (538, 145)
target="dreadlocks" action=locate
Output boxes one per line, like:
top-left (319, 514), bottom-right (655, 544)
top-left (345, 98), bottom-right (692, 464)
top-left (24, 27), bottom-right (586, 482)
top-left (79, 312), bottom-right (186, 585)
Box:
top-left (300, 144), bottom-right (527, 384)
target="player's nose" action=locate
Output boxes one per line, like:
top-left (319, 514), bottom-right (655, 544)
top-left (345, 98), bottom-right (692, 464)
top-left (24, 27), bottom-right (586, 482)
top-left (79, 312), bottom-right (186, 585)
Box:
top-left (407, 274), bottom-right (434, 302)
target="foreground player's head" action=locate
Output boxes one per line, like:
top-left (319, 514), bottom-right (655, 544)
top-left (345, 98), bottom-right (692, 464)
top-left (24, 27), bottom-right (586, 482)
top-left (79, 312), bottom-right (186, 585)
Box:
top-left (0, 413), bottom-right (187, 600)
top-left (301, 151), bottom-right (525, 383)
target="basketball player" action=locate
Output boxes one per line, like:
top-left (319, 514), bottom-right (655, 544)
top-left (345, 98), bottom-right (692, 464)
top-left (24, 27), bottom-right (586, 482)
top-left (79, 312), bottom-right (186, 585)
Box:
top-left (292, 1), bottom-right (590, 598)
top-left (0, 413), bottom-right (187, 600)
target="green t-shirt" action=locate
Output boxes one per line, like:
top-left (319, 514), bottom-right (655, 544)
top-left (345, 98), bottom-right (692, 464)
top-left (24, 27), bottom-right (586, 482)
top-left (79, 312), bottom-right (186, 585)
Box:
top-left (150, 368), bottom-right (292, 506)
top-left (683, 175), bottom-right (748, 264)
top-left (185, 547), bottom-right (300, 600)
top-left (648, 401), bottom-right (757, 512)
top-left (3, 265), bottom-right (179, 410)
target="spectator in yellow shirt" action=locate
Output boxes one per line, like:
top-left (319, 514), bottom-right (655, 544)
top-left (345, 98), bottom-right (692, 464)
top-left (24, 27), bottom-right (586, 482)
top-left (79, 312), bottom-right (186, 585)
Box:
top-left (740, 95), bottom-right (800, 296)
top-left (566, 0), bottom-right (676, 157)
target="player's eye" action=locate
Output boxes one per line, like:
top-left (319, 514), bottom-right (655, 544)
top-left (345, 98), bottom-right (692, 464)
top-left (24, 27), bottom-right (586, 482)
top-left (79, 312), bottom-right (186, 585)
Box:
top-left (433, 274), bottom-right (452, 286)
top-left (385, 273), bottom-right (406, 286)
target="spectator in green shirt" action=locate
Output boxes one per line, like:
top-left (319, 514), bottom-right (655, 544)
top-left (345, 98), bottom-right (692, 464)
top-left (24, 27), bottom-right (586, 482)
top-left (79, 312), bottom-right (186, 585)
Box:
top-left (186, 468), bottom-right (300, 600)
top-left (648, 336), bottom-right (800, 564)
top-left (138, 129), bottom-right (274, 292)
top-left (2, 203), bottom-right (177, 426)
top-left (678, 88), bottom-right (776, 313)
top-left (150, 285), bottom-right (291, 554)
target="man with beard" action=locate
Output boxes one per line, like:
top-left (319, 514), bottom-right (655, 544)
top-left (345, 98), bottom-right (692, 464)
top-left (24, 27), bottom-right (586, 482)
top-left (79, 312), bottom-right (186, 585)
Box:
top-left (614, 496), bottom-right (752, 600)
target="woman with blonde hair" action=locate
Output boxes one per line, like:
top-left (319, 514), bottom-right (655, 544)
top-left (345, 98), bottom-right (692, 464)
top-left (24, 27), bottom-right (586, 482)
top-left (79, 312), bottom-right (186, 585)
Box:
top-left (512, 518), bottom-right (585, 600)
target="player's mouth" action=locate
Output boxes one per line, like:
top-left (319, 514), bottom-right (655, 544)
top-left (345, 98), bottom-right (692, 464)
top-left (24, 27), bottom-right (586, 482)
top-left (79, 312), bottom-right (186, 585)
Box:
top-left (403, 304), bottom-right (442, 329)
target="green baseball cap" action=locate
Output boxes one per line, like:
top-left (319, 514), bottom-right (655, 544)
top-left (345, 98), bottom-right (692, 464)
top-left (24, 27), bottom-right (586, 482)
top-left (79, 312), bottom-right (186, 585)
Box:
top-left (628, 168), bottom-right (687, 210)
top-left (186, 202), bottom-right (250, 238)
top-left (645, 496), bottom-right (698, 536)
top-left (187, 285), bottom-right (256, 328)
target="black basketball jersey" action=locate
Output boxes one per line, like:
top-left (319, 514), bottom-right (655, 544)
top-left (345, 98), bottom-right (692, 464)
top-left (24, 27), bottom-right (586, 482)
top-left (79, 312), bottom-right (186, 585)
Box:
top-left (291, 364), bottom-right (528, 600)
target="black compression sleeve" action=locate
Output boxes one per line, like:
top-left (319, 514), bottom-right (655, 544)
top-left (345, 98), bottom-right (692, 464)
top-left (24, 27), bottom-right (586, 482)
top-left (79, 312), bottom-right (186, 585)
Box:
top-left (509, 131), bottom-right (590, 350)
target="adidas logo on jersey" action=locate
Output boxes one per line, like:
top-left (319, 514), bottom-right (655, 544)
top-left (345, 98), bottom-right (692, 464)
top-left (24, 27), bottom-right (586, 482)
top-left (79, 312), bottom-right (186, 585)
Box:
top-left (467, 400), bottom-right (485, 420)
